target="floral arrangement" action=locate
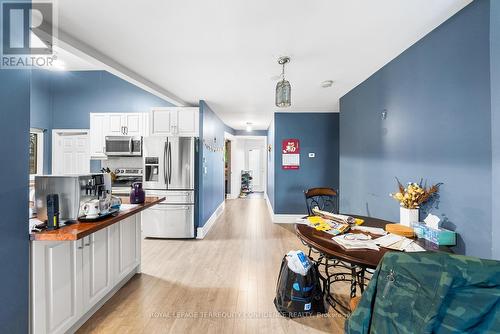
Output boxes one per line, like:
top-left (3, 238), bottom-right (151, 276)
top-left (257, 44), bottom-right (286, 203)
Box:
top-left (390, 178), bottom-right (440, 209)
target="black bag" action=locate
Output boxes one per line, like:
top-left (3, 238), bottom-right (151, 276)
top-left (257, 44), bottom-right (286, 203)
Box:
top-left (273, 255), bottom-right (326, 317)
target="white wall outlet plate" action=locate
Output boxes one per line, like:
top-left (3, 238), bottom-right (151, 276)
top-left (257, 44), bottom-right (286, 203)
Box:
top-left (308, 153), bottom-right (315, 158)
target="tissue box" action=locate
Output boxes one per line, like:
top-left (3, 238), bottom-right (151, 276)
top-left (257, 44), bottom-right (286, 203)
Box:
top-left (424, 226), bottom-right (456, 246)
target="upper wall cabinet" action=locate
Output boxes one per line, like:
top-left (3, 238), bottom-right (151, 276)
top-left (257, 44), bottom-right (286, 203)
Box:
top-left (90, 113), bottom-right (148, 159)
top-left (108, 113), bottom-right (143, 136)
top-left (149, 107), bottom-right (199, 137)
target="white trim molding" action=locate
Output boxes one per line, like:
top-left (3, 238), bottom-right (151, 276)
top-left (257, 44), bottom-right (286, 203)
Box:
top-left (265, 194), bottom-right (304, 224)
top-left (196, 201), bottom-right (225, 239)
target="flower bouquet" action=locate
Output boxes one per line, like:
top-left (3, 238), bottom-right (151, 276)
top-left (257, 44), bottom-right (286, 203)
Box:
top-left (390, 178), bottom-right (440, 226)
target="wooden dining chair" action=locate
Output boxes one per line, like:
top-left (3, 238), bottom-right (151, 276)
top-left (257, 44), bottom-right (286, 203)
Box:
top-left (304, 187), bottom-right (339, 215)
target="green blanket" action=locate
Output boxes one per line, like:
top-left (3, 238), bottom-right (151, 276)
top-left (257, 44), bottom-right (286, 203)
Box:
top-left (345, 252), bottom-right (500, 334)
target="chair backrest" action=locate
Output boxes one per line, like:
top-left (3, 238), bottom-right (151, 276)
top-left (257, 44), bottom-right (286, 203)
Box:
top-left (304, 187), bottom-right (339, 215)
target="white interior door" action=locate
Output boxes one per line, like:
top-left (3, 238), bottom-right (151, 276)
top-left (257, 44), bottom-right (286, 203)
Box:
top-left (248, 149), bottom-right (263, 192)
top-left (52, 130), bottom-right (90, 175)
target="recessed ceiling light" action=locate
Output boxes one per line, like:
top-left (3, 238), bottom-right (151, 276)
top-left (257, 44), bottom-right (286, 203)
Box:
top-left (321, 80), bottom-right (334, 88)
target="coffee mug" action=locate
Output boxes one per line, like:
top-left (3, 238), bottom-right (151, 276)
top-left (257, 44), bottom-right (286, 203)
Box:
top-left (82, 199), bottom-right (100, 217)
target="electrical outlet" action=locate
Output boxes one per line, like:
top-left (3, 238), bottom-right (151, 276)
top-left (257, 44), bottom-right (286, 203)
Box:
top-left (308, 153), bottom-right (315, 158)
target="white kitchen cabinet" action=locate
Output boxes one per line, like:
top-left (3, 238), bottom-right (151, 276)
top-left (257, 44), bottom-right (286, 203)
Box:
top-left (123, 113), bottom-right (143, 136)
top-left (31, 240), bottom-right (83, 334)
top-left (112, 214), bottom-right (140, 283)
top-left (108, 114), bottom-right (123, 135)
top-left (31, 215), bottom-right (142, 334)
top-left (89, 113), bottom-right (148, 158)
top-left (149, 107), bottom-right (199, 137)
top-left (89, 113), bottom-right (109, 159)
top-left (150, 107), bottom-right (175, 136)
top-left (82, 229), bottom-right (112, 313)
top-left (177, 107), bottom-right (199, 136)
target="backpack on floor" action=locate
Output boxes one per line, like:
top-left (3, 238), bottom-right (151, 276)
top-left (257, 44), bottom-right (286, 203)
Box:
top-left (273, 255), bottom-right (326, 317)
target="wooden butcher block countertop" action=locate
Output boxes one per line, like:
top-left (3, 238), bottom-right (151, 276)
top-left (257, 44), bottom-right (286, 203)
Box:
top-left (30, 197), bottom-right (164, 241)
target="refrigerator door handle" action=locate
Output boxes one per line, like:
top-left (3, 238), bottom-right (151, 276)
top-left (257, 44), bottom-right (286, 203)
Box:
top-left (164, 141), bottom-right (168, 185)
top-left (168, 141), bottom-right (172, 184)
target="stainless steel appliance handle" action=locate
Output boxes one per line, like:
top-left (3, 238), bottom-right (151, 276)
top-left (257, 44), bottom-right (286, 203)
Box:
top-left (164, 142), bottom-right (168, 184)
top-left (168, 142), bottom-right (172, 184)
top-left (129, 138), bottom-right (133, 153)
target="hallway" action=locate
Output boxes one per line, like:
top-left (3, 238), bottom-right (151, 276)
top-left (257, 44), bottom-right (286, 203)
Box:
top-left (78, 198), bottom-right (345, 333)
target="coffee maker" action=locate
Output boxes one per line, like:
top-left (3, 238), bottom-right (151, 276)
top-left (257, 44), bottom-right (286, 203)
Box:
top-left (35, 174), bottom-right (111, 224)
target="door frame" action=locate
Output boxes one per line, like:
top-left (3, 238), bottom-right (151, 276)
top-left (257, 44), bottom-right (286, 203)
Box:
top-left (52, 129), bottom-right (91, 174)
top-left (224, 133), bottom-right (267, 199)
top-left (223, 132), bottom-right (237, 199)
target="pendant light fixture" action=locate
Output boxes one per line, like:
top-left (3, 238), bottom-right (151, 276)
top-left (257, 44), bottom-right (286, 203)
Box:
top-left (275, 56), bottom-right (291, 108)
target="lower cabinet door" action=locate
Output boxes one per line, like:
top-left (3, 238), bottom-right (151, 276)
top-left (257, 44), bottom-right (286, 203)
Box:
top-left (82, 228), bottom-right (112, 312)
top-left (114, 215), bottom-right (139, 283)
top-left (31, 240), bottom-right (83, 334)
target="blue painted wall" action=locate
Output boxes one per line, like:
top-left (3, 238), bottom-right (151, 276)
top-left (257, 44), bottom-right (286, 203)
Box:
top-left (234, 129), bottom-right (268, 136)
top-left (339, 0), bottom-right (492, 257)
top-left (30, 70), bottom-right (173, 172)
top-left (491, 0), bottom-right (500, 260)
top-left (0, 29), bottom-right (30, 334)
top-left (267, 119), bottom-right (275, 209)
top-left (274, 113), bottom-right (339, 214)
top-left (198, 101), bottom-right (228, 226)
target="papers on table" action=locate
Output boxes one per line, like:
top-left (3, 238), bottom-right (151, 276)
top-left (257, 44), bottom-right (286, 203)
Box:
top-left (374, 233), bottom-right (426, 252)
top-left (332, 233), bottom-right (380, 251)
top-left (296, 216), bottom-right (349, 235)
top-left (351, 226), bottom-right (387, 236)
top-left (312, 207), bottom-right (355, 225)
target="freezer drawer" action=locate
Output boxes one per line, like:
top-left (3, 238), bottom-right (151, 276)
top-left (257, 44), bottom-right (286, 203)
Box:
top-left (145, 190), bottom-right (194, 204)
top-left (141, 203), bottom-right (194, 238)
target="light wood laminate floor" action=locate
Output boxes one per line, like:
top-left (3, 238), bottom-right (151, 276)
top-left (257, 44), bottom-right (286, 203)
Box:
top-left (78, 198), bottom-right (346, 333)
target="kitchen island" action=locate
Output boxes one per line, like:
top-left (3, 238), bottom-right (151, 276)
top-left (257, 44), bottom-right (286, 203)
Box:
top-left (30, 197), bottom-right (164, 334)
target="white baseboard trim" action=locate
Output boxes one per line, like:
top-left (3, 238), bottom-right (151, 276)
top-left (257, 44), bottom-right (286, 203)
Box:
top-left (196, 201), bottom-right (225, 239)
top-left (273, 214), bottom-right (305, 224)
top-left (265, 193), bottom-right (274, 220)
top-left (265, 194), bottom-right (304, 224)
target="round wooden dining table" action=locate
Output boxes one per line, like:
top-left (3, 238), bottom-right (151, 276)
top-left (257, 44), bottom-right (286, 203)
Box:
top-left (295, 214), bottom-right (449, 314)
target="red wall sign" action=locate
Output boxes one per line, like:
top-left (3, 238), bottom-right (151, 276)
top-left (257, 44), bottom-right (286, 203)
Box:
top-left (282, 139), bottom-right (300, 170)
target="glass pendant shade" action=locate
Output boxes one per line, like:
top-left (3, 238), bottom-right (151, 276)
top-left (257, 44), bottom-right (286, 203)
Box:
top-left (275, 79), bottom-right (291, 107)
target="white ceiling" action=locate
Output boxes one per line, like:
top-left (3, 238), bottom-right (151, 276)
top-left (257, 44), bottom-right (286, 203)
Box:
top-left (56, 0), bottom-right (471, 130)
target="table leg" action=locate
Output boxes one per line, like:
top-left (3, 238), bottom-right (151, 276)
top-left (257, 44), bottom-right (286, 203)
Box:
top-left (350, 265), bottom-right (357, 298)
top-left (359, 268), bottom-right (366, 293)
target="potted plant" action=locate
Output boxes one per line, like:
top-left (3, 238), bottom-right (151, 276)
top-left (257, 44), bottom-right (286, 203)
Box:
top-left (390, 179), bottom-right (440, 226)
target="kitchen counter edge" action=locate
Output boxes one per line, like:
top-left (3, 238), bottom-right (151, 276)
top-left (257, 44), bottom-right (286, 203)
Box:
top-left (30, 196), bottom-right (165, 241)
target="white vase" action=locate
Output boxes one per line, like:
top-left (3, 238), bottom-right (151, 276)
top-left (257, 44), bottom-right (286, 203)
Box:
top-left (400, 207), bottom-right (419, 227)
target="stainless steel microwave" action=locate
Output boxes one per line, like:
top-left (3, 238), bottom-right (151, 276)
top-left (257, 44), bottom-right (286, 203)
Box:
top-left (105, 136), bottom-right (142, 156)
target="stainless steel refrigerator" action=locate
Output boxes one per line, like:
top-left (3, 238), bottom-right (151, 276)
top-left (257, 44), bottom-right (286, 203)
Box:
top-left (142, 136), bottom-right (196, 238)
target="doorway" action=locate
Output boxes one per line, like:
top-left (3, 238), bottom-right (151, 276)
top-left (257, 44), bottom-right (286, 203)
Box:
top-left (52, 129), bottom-right (90, 175)
top-left (248, 148), bottom-right (263, 192)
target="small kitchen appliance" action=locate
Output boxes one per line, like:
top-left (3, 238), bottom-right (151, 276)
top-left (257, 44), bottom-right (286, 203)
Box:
top-left (35, 174), bottom-right (111, 224)
top-left (46, 194), bottom-right (60, 230)
top-left (105, 136), bottom-right (142, 156)
top-left (130, 182), bottom-right (145, 204)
